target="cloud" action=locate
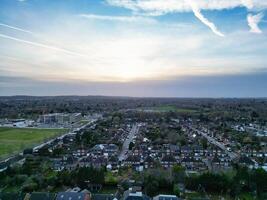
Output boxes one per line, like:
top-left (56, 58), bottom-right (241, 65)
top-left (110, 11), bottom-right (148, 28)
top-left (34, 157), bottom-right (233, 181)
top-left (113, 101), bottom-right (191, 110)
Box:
top-left (79, 14), bottom-right (156, 23)
top-left (106, 0), bottom-right (267, 35)
top-left (247, 12), bottom-right (264, 33)
top-left (106, 0), bottom-right (267, 13)
top-left (186, 0), bottom-right (224, 37)
top-left (241, 0), bottom-right (254, 9)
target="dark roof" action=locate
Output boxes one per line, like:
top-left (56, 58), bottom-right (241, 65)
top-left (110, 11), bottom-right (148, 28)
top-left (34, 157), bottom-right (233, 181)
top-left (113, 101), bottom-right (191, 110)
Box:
top-left (123, 191), bottom-right (150, 200)
top-left (125, 196), bottom-right (150, 200)
top-left (66, 156), bottom-right (78, 164)
top-left (239, 156), bottom-right (254, 165)
top-left (144, 156), bottom-right (154, 163)
top-left (181, 157), bottom-right (194, 163)
top-left (109, 155), bottom-right (118, 163)
top-left (161, 155), bottom-right (176, 162)
top-left (169, 145), bottom-right (180, 152)
top-left (0, 193), bottom-right (25, 200)
top-left (211, 155), bottom-right (221, 163)
top-left (106, 144), bottom-right (118, 150)
top-left (29, 193), bottom-right (55, 200)
top-left (193, 145), bottom-right (204, 151)
top-left (56, 192), bottom-right (89, 200)
top-left (181, 146), bottom-right (192, 151)
top-left (125, 155), bottom-right (141, 162)
top-left (155, 195), bottom-right (180, 200)
top-left (92, 194), bottom-right (114, 200)
top-left (80, 156), bottom-right (93, 163)
top-left (94, 156), bottom-right (107, 164)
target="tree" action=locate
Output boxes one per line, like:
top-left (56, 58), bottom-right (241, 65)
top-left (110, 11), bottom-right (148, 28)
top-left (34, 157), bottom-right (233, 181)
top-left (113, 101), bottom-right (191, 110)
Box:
top-left (144, 175), bottom-right (159, 196)
top-left (172, 165), bottom-right (185, 184)
top-left (252, 168), bottom-right (267, 196)
top-left (201, 138), bottom-right (208, 149)
top-left (173, 184), bottom-right (181, 197)
top-left (129, 142), bottom-right (134, 150)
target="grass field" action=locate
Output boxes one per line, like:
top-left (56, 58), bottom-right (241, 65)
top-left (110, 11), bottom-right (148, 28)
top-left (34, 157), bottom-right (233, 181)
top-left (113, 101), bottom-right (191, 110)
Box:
top-left (144, 105), bottom-right (197, 113)
top-left (0, 127), bottom-right (67, 160)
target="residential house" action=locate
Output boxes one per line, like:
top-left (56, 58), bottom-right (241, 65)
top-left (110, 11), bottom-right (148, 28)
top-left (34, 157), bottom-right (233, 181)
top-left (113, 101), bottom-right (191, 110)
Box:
top-left (144, 156), bottom-right (155, 169)
top-left (122, 188), bottom-right (150, 200)
top-left (56, 192), bottom-right (90, 200)
top-left (161, 155), bottom-right (177, 168)
top-left (153, 194), bottom-right (181, 200)
top-left (28, 192), bottom-right (55, 200)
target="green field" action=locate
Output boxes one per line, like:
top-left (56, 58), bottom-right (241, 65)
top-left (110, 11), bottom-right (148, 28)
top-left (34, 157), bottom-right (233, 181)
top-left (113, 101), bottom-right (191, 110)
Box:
top-left (0, 127), bottom-right (67, 159)
top-left (143, 105), bottom-right (197, 113)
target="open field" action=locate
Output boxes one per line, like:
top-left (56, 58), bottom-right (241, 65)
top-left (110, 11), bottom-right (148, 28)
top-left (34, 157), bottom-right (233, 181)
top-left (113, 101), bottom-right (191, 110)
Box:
top-left (0, 127), bottom-right (67, 160)
top-left (141, 105), bottom-right (197, 113)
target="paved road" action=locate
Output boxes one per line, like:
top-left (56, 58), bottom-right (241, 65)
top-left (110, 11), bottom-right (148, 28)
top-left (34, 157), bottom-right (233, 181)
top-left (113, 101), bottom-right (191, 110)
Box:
top-left (0, 118), bottom-right (99, 171)
top-left (189, 126), bottom-right (238, 160)
top-left (172, 119), bottom-right (238, 160)
top-left (33, 119), bottom-right (98, 151)
top-left (119, 123), bottom-right (140, 161)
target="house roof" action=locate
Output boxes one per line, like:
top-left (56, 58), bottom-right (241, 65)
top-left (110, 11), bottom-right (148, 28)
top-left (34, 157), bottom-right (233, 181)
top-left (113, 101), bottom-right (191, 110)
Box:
top-left (161, 155), bottom-right (176, 162)
top-left (80, 156), bottom-right (93, 163)
top-left (211, 155), bottom-right (221, 163)
top-left (29, 192), bottom-right (55, 200)
top-left (66, 156), bottom-right (78, 164)
top-left (92, 194), bottom-right (114, 200)
top-left (193, 145), bottom-right (204, 151)
top-left (125, 155), bottom-right (141, 162)
top-left (144, 156), bottom-right (154, 163)
top-left (123, 190), bottom-right (150, 200)
top-left (109, 155), bottom-right (118, 163)
top-left (239, 155), bottom-right (254, 165)
top-left (94, 156), bottom-right (107, 164)
top-left (0, 193), bottom-right (25, 200)
top-left (56, 192), bottom-right (89, 200)
top-left (181, 146), bottom-right (192, 151)
top-left (153, 195), bottom-right (180, 200)
top-left (181, 157), bottom-right (194, 163)
top-left (169, 145), bottom-right (180, 152)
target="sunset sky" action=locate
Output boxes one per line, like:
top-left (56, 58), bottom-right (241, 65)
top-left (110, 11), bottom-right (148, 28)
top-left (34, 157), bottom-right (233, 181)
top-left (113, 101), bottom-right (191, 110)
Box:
top-left (0, 0), bottom-right (267, 97)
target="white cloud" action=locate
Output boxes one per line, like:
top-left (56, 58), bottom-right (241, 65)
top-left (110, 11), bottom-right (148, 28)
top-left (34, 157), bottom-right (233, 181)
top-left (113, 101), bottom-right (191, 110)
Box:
top-left (241, 0), bottom-right (254, 9)
top-left (106, 0), bottom-right (267, 35)
top-left (106, 0), bottom-right (267, 13)
top-left (79, 14), bottom-right (156, 23)
top-left (247, 12), bottom-right (264, 33)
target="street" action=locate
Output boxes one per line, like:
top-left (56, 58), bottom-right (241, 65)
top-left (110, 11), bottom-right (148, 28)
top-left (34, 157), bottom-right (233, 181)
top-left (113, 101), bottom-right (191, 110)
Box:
top-left (119, 123), bottom-right (140, 161)
top-left (189, 126), bottom-right (238, 160)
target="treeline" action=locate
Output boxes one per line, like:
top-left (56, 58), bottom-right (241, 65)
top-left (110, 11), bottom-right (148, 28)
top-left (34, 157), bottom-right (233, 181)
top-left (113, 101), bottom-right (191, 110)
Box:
top-left (141, 165), bottom-right (267, 199)
top-left (186, 166), bottom-right (267, 198)
top-left (0, 158), bottom-right (105, 193)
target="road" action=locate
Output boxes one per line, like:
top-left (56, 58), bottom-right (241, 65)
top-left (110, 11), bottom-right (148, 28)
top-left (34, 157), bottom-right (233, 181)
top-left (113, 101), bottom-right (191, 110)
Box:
top-left (189, 126), bottom-right (238, 160)
top-left (119, 123), bottom-right (140, 161)
top-left (172, 119), bottom-right (238, 160)
top-left (0, 118), bottom-right (99, 171)
top-left (33, 118), bottom-right (98, 151)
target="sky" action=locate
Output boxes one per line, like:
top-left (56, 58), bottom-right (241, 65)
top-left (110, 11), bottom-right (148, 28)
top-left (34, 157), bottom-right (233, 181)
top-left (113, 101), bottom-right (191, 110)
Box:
top-left (0, 0), bottom-right (267, 97)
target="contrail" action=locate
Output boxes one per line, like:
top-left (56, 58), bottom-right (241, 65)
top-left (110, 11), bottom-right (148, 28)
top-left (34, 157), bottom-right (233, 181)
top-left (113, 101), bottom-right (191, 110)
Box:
top-left (186, 0), bottom-right (224, 37)
top-left (0, 33), bottom-right (88, 57)
top-left (0, 22), bottom-right (34, 34)
top-left (0, 22), bottom-right (93, 57)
